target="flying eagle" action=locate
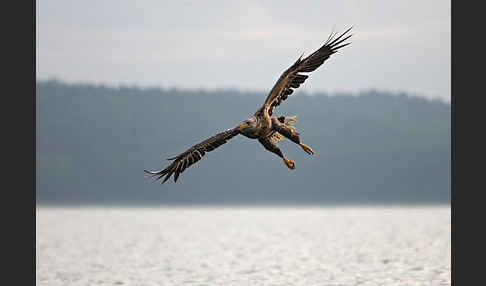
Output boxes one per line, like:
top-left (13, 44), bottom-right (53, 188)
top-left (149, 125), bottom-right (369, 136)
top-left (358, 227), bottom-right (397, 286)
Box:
top-left (145, 27), bottom-right (352, 183)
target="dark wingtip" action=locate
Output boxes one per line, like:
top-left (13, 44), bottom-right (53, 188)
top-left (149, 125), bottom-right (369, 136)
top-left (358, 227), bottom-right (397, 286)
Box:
top-left (340, 26), bottom-right (354, 37)
top-left (144, 169), bottom-right (158, 175)
top-left (144, 169), bottom-right (162, 180)
top-left (161, 169), bottom-right (174, 184)
top-left (332, 42), bottom-right (351, 51)
top-left (328, 27), bottom-right (353, 47)
top-left (322, 26), bottom-right (353, 50)
top-left (161, 175), bottom-right (170, 184)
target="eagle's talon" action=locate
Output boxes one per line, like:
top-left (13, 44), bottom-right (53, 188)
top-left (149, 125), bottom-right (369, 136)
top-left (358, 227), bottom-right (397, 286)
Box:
top-left (283, 157), bottom-right (295, 170)
top-left (300, 143), bottom-right (314, 155)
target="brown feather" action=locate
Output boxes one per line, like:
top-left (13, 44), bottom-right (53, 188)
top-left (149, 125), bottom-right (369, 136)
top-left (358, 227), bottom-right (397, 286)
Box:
top-left (262, 27), bottom-right (352, 116)
top-left (145, 127), bottom-right (240, 184)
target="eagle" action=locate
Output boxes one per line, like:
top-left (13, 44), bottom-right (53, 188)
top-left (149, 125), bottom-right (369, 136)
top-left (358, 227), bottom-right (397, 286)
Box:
top-left (145, 27), bottom-right (352, 183)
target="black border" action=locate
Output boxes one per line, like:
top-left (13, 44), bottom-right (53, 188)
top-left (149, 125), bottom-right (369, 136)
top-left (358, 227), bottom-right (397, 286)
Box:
top-left (7, 0), bottom-right (35, 285)
top-left (452, 1), bottom-right (482, 285)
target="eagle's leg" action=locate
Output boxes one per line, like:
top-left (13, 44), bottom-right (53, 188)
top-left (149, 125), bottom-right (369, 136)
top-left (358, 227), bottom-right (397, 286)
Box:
top-left (258, 138), bottom-right (295, 170)
top-left (299, 143), bottom-right (314, 155)
top-left (272, 117), bottom-right (314, 155)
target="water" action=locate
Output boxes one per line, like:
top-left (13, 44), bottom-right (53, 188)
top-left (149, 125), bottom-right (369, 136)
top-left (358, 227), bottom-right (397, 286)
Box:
top-left (36, 206), bottom-right (450, 285)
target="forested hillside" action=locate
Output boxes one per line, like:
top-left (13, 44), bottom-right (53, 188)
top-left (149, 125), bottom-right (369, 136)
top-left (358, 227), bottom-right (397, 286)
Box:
top-left (36, 80), bottom-right (450, 205)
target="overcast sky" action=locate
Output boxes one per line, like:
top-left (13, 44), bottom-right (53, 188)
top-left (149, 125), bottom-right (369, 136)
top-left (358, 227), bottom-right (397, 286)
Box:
top-left (36, 0), bottom-right (450, 102)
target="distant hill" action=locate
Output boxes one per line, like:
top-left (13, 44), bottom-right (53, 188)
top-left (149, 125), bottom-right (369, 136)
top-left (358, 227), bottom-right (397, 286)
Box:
top-left (36, 80), bottom-right (450, 205)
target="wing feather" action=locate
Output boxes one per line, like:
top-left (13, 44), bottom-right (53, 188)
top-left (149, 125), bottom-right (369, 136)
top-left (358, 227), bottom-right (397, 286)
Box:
top-left (261, 27), bottom-right (353, 116)
top-left (144, 127), bottom-right (240, 183)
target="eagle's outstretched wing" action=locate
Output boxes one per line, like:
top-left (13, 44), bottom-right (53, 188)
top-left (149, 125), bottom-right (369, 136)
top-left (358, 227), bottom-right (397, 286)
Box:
top-left (261, 27), bottom-right (353, 116)
top-left (144, 127), bottom-right (240, 183)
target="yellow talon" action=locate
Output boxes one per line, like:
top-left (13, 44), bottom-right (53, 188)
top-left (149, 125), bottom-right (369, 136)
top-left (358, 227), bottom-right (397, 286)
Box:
top-left (300, 143), bottom-right (314, 155)
top-left (283, 157), bottom-right (295, 170)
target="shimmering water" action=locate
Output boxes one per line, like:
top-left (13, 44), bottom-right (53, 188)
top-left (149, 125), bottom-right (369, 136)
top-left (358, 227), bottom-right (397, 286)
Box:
top-left (36, 206), bottom-right (450, 285)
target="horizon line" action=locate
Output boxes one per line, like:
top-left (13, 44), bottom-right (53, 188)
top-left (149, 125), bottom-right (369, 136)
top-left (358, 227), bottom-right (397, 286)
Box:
top-left (36, 77), bottom-right (451, 104)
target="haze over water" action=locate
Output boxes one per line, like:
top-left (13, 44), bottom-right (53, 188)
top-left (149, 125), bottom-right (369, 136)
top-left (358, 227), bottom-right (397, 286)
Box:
top-left (36, 206), bottom-right (450, 285)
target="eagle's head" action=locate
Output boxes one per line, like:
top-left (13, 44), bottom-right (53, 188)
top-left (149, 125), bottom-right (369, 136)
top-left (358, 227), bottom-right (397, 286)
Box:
top-left (238, 117), bottom-right (258, 137)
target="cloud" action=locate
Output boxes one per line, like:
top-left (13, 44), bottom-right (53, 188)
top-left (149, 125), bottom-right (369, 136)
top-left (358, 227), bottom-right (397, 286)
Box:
top-left (36, 0), bottom-right (450, 101)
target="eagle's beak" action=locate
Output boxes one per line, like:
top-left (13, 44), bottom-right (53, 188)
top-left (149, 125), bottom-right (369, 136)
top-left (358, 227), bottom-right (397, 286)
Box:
top-left (239, 122), bottom-right (248, 129)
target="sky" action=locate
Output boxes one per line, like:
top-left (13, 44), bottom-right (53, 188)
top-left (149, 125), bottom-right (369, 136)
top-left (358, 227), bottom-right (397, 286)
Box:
top-left (36, 0), bottom-right (450, 102)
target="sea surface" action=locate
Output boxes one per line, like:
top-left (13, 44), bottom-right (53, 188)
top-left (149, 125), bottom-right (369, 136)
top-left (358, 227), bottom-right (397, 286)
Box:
top-left (36, 206), bottom-right (450, 286)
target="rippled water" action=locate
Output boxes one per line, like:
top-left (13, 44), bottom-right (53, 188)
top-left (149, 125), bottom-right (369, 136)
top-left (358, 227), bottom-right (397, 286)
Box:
top-left (36, 206), bottom-right (450, 285)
